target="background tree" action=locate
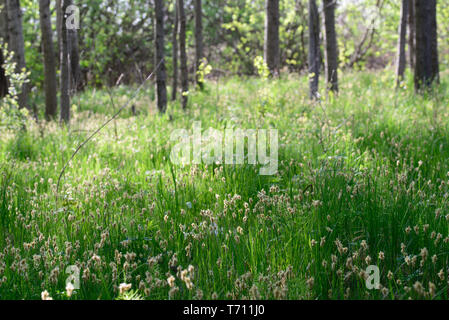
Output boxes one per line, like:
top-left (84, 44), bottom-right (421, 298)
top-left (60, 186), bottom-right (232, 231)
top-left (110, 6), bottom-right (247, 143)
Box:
top-left (56, 0), bottom-right (62, 66)
top-left (172, 0), bottom-right (178, 101)
top-left (69, 27), bottom-right (82, 93)
top-left (0, 50), bottom-right (7, 98)
top-left (264, 0), bottom-right (280, 76)
top-left (396, 0), bottom-right (408, 86)
top-left (39, 0), bottom-right (57, 120)
top-left (178, 0), bottom-right (188, 109)
top-left (6, 0), bottom-right (28, 109)
top-left (154, 0), bottom-right (166, 113)
top-left (323, 0), bottom-right (339, 93)
top-left (194, 0), bottom-right (203, 88)
top-left (308, 0), bottom-right (320, 99)
top-left (414, 0), bottom-right (439, 90)
top-left (0, 0), bottom-right (7, 44)
top-left (0, 0), bottom-right (8, 98)
top-left (408, 0), bottom-right (415, 69)
top-left (60, 0), bottom-right (71, 124)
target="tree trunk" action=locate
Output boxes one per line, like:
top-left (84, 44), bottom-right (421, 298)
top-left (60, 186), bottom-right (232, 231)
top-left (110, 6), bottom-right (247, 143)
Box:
top-left (408, 0), bottom-right (415, 69)
top-left (0, 0), bottom-right (7, 43)
top-left (39, 0), bottom-right (58, 120)
top-left (6, 0), bottom-right (29, 109)
top-left (69, 28), bottom-right (82, 93)
top-left (264, 0), bottom-right (280, 76)
top-left (178, 0), bottom-right (188, 109)
top-left (60, 0), bottom-right (71, 124)
top-left (323, 0), bottom-right (338, 93)
top-left (308, 0), bottom-right (320, 99)
top-left (194, 0), bottom-right (204, 88)
top-left (154, 0), bottom-right (167, 113)
top-left (172, 2), bottom-right (178, 101)
top-left (56, 0), bottom-right (62, 66)
top-left (0, 0), bottom-right (8, 98)
top-left (396, 0), bottom-right (408, 87)
top-left (0, 50), bottom-right (7, 98)
top-left (414, 0), bottom-right (439, 91)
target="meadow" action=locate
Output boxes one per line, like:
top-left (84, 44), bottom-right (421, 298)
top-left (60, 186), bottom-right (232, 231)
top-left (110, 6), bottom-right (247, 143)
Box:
top-left (1, 69), bottom-right (449, 300)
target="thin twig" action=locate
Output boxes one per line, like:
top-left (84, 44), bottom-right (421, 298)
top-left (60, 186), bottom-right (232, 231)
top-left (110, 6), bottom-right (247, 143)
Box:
top-left (56, 59), bottom-right (163, 200)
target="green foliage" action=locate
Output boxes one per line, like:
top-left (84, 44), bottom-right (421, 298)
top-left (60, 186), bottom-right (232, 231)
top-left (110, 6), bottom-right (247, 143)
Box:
top-left (11, 0), bottom-right (449, 93)
top-left (196, 58), bottom-right (212, 86)
top-left (253, 56), bottom-right (270, 79)
top-left (0, 42), bottom-right (30, 131)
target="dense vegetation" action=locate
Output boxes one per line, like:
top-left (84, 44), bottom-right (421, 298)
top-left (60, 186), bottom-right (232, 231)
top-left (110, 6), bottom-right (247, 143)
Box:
top-left (1, 70), bottom-right (449, 299)
top-left (1, 0), bottom-right (448, 300)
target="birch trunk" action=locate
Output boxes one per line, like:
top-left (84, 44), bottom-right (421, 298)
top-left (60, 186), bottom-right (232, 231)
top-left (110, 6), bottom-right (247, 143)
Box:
top-left (264, 0), bottom-right (280, 76)
top-left (60, 0), bottom-right (71, 123)
top-left (178, 0), bottom-right (188, 109)
top-left (308, 0), bottom-right (320, 99)
top-left (155, 0), bottom-right (167, 113)
top-left (323, 0), bottom-right (338, 93)
top-left (39, 0), bottom-right (58, 119)
top-left (6, 0), bottom-right (28, 108)
top-left (396, 0), bottom-right (408, 86)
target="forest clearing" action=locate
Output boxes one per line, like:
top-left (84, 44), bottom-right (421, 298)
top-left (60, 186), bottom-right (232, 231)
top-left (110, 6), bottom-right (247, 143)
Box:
top-left (0, 0), bottom-right (449, 303)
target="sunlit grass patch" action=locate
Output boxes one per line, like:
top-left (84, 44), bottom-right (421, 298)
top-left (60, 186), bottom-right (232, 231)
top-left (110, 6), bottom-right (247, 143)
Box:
top-left (1, 71), bottom-right (449, 299)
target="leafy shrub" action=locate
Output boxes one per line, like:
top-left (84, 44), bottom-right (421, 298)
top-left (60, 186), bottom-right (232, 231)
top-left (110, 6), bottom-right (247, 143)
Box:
top-left (0, 41), bottom-right (30, 132)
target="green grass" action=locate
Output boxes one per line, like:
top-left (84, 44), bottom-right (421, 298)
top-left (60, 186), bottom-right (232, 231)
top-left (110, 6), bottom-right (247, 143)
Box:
top-left (1, 69), bottom-right (449, 300)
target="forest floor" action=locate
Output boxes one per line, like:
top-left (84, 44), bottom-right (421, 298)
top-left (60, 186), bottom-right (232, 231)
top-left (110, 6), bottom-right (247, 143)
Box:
top-left (1, 70), bottom-right (449, 299)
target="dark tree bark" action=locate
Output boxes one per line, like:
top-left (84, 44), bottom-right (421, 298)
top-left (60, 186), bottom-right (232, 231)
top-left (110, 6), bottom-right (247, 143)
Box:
top-left (154, 0), bottom-right (167, 113)
top-left (408, 0), bottom-right (415, 69)
top-left (0, 0), bottom-right (8, 98)
top-left (194, 0), bottom-right (204, 88)
top-left (0, 50), bottom-right (7, 98)
top-left (7, 0), bottom-right (29, 109)
top-left (60, 0), bottom-right (71, 124)
top-left (396, 0), bottom-right (408, 86)
top-left (414, 0), bottom-right (439, 91)
top-left (69, 28), bottom-right (82, 93)
top-left (39, 0), bottom-right (58, 120)
top-left (323, 0), bottom-right (338, 93)
top-left (172, 1), bottom-right (178, 101)
top-left (308, 0), bottom-right (320, 99)
top-left (178, 0), bottom-right (188, 109)
top-left (0, 0), bottom-right (7, 43)
top-left (264, 0), bottom-right (280, 76)
top-left (56, 0), bottom-right (62, 65)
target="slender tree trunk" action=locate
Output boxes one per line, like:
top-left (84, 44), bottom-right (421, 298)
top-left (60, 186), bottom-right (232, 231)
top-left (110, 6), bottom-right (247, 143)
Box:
top-left (178, 0), bottom-right (188, 109)
top-left (0, 0), bottom-right (7, 43)
top-left (69, 28), bottom-right (82, 93)
top-left (323, 0), bottom-right (338, 93)
top-left (0, 50), bottom-right (7, 98)
top-left (0, 0), bottom-right (8, 98)
top-left (6, 0), bottom-right (28, 109)
top-left (172, 1), bottom-right (178, 101)
top-left (39, 0), bottom-right (58, 120)
top-left (408, 0), bottom-right (415, 69)
top-left (60, 0), bottom-right (71, 124)
top-left (308, 0), bottom-right (320, 99)
top-left (264, 0), bottom-right (280, 76)
top-left (154, 0), bottom-right (167, 113)
top-left (194, 0), bottom-right (204, 88)
top-left (56, 0), bottom-right (61, 64)
top-left (396, 0), bottom-right (408, 87)
top-left (414, 0), bottom-right (439, 91)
